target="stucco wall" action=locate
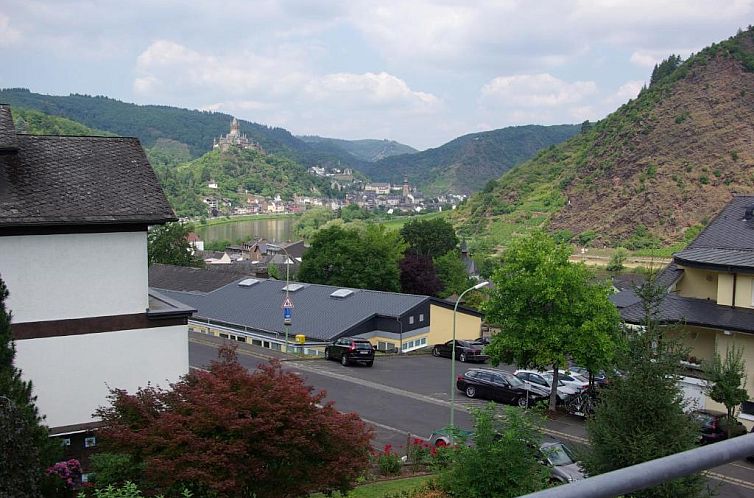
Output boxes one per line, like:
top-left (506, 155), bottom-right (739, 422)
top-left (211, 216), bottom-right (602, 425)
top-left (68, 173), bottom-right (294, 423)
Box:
top-left (713, 331), bottom-right (754, 407)
top-left (429, 304), bottom-right (482, 344)
top-left (676, 267), bottom-right (718, 301)
top-left (667, 326), bottom-right (716, 364)
top-left (0, 232), bottom-right (149, 322)
top-left (15, 325), bottom-right (188, 428)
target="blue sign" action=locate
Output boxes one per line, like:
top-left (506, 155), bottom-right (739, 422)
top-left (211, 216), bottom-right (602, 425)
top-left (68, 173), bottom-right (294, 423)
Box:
top-left (283, 307), bottom-right (292, 324)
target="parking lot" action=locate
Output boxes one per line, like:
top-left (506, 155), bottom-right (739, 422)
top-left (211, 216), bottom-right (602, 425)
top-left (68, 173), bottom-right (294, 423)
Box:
top-left (189, 333), bottom-right (754, 497)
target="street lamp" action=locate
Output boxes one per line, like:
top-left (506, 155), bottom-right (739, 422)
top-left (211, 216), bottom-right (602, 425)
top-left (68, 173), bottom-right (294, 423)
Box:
top-left (267, 243), bottom-right (294, 353)
top-left (450, 280), bottom-right (489, 428)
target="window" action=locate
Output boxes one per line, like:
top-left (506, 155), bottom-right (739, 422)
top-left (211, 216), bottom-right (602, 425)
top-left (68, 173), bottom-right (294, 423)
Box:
top-left (418, 337), bottom-right (427, 346)
top-left (84, 436), bottom-right (96, 448)
top-left (409, 316), bottom-right (414, 325)
top-left (419, 313), bottom-right (424, 322)
top-left (219, 333), bottom-right (229, 339)
top-left (742, 400), bottom-right (754, 416)
top-left (61, 438), bottom-right (71, 447)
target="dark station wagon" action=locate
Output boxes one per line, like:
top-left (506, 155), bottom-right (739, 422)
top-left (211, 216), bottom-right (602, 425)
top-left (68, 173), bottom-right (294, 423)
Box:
top-left (324, 337), bottom-right (375, 367)
top-left (432, 339), bottom-right (488, 363)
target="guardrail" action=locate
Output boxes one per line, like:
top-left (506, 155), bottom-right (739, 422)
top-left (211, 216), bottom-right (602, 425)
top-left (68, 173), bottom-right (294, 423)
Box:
top-left (520, 433), bottom-right (754, 498)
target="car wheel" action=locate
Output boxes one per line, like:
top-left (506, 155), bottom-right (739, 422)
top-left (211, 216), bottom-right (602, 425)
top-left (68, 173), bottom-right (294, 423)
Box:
top-left (432, 347), bottom-right (440, 357)
top-left (465, 386), bottom-right (476, 398)
top-left (366, 360), bottom-right (374, 367)
top-left (517, 397), bottom-right (529, 408)
top-left (459, 353), bottom-right (467, 362)
top-left (435, 439), bottom-right (448, 447)
top-left (324, 348), bottom-right (331, 360)
top-left (341, 355), bottom-right (349, 366)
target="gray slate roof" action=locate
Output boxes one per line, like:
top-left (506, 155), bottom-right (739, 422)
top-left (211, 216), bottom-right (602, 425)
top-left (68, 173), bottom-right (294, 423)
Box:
top-left (0, 105), bottom-right (175, 227)
top-left (154, 277), bottom-right (429, 341)
top-left (620, 293), bottom-right (754, 333)
top-left (149, 263), bottom-right (253, 293)
top-left (673, 195), bottom-right (754, 269)
top-left (0, 105), bottom-right (18, 151)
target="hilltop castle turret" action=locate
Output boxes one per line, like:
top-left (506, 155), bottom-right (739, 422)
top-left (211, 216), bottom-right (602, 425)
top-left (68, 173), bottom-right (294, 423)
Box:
top-left (213, 117), bottom-right (263, 153)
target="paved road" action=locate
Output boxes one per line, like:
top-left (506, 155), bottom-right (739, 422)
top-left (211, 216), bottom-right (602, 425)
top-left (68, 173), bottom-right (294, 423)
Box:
top-left (189, 334), bottom-right (754, 497)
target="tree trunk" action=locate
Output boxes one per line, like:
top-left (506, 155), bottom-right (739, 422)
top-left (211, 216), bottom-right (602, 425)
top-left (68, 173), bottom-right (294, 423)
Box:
top-left (549, 363), bottom-right (559, 412)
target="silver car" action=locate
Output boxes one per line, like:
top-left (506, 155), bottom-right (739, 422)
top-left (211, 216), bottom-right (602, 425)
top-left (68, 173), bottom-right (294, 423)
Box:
top-left (540, 441), bottom-right (586, 483)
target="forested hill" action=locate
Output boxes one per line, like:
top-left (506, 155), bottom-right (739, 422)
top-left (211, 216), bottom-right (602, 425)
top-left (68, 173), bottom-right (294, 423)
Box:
top-left (297, 136), bottom-right (418, 162)
top-left (455, 27), bottom-right (754, 249)
top-left (361, 125), bottom-right (579, 195)
top-left (159, 147), bottom-right (335, 217)
top-left (11, 107), bottom-right (112, 136)
top-left (0, 88), bottom-right (364, 169)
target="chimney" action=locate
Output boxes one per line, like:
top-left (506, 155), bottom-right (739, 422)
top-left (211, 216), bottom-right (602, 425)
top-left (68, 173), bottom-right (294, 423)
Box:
top-left (0, 104), bottom-right (19, 154)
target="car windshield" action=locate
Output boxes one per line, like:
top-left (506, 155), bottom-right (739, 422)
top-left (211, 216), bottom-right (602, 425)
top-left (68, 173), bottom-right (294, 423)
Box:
top-left (541, 373), bottom-right (565, 387)
top-left (504, 373), bottom-right (524, 387)
top-left (543, 443), bottom-right (575, 466)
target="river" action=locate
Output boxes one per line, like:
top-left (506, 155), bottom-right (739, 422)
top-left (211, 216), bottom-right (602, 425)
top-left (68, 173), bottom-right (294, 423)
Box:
top-left (194, 217), bottom-right (295, 243)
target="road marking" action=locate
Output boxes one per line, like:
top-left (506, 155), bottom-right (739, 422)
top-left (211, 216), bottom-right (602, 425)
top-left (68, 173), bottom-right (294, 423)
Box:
top-left (704, 471), bottom-right (754, 490)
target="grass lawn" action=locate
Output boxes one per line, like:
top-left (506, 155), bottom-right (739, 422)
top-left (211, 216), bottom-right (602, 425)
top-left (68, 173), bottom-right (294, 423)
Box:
top-left (311, 475), bottom-right (433, 498)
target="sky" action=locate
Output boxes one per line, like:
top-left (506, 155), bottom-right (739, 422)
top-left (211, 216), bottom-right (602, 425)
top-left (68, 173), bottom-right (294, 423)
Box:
top-left (1, 1), bottom-right (753, 150)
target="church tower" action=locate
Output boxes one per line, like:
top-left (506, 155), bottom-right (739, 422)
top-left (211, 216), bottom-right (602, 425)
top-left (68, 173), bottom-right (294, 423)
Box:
top-left (402, 175), bottom-right (410, 201)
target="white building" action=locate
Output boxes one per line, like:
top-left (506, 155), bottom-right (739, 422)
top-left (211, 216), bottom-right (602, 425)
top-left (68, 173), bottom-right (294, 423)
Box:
top-left (0, 105), bottom-right (193, 443)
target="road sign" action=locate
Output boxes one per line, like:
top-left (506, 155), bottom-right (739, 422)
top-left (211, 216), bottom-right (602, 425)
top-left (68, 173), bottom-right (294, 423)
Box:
top-left (283, 306), bottom-right (292, 324)
top-left (281, 297), bottom-right (294, 309)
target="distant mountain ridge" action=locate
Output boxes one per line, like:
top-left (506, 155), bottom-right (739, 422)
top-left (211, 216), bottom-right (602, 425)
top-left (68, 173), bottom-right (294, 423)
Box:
top-left (361, 125), bottom-right (580, 195)
top-left (297, 135), bottom-right (418, 162)
top-left (455, 27), bottom-right (754, 248)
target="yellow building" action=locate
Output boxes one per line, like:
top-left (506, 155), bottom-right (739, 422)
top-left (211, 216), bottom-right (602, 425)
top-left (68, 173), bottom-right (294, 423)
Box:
top-left (614, 195), bottom-right (754, 426)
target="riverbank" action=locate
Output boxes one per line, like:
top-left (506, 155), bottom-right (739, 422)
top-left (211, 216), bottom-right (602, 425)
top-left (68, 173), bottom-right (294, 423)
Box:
top-left (191, 213), bottom-right (296, 228)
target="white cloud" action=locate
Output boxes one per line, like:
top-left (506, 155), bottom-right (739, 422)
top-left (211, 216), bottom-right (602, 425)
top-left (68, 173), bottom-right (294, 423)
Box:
top-left (481, 74), bottom-right (597, 108)
top-left (305, 72), bottom-right (440, 111)
top-left (0, 13), bottom-right (21, 46)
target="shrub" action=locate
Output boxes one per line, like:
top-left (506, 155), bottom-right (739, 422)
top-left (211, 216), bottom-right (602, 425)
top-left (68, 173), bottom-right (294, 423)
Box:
top-left (377, 444), bottom-right (402, 476)
top-left (606, 247), bottom-right (629, 272)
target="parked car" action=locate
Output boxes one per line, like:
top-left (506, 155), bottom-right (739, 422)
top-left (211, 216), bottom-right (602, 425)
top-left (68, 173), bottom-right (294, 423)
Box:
top-left (324, 337), bottom-right (374, 367)
top-left (547, 370), bottom-right (590, 391)
top-left (432, 340), bottom-right (488, 363)
top-left (457, 368), bottom-right (547, 408)
top-left (539, 440), bottom-right (586, 483)
top-left (691, 409), bottom-right (746, 444)
top-left (514, 370), bottom-right (578, 403)
top-left (474, 336), bottom-right (491, 345)
top-left (567, 365), bottom-right (609, 386)
top-left (428, 426), bottom-right (474, 447)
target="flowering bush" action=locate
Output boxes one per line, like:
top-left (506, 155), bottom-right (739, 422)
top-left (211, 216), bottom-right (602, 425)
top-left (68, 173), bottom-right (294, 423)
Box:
top-left (406, 437), bottom-right (434, 466)
top-left (377, 444), bottom-right (401, 475)
top-left (47, 459), bottom-right (82, 489)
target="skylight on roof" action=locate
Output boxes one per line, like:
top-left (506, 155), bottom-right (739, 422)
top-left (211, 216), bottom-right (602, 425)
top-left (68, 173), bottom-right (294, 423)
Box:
top-left (282, 283), bottom-right (306, 292)
top-left (330, 288), bottom-right (354, 299)
top-left (238, 278), bottom-right (260, 287)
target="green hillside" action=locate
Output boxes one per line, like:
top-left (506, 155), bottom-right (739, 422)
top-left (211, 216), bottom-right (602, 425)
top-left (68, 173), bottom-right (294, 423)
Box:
top-left (455, 27), bottom-right (754, 253)
top-left (11, 107), bottom-right (112, 136)
top-left (0, 88), bottom-right (365, 169)
top-left (361, 125), bottom-right (579, 195)
top-left (159, 147), bottom-right (335, 217)
top-left (298, 136), bottom-right (418, 162)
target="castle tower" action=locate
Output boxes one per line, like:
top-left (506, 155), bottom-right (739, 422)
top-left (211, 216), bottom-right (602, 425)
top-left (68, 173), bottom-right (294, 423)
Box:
top-left (229, 117), bottom-right (240, 137)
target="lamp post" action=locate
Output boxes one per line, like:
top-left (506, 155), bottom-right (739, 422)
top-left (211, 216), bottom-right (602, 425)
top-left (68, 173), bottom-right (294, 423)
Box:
top-left (450, 280), bottom-right (489, 428)
top-left (268, 243), bottom-right (293, 353)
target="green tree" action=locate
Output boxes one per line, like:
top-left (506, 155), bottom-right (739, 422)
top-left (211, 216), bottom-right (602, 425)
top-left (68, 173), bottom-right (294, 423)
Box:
top-left (704, 345), bottom-right (749, 435)
top-left (147, 222), bottom-right (204, 268)
top-left (606, 247), bottom-right (629, 272)
top-left (0, 276), bottom-right (57, 497)
top-left (437, 404), bottom-right (548, 497)
top-left (484, 232), bottom-right (622, 410)
top-left (434, 251), bottom-right (472, 298)
top-left (585, 273), bottom-right (706, 498)
top-left (295, 207), bottom-right (335, 240)
top-left (400, 217), bottom-right (459, 258)
top-left (298, 225), bottom-right (405, 291)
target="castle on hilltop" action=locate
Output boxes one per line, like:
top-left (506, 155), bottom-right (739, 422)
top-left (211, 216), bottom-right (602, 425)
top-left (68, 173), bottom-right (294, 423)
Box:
top-left (213, 117), bottom-right (263, 153)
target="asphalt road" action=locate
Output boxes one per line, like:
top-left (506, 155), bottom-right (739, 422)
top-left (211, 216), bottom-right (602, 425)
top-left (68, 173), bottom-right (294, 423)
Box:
top-left (188, 334), bottom-right (754, 497)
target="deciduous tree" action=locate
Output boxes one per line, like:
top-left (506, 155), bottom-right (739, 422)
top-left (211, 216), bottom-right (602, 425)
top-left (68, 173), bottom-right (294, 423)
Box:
top-left (399, 254), bottom-right (443, 296)
top-left (704, 345), bottom-right (749, 436)
top-left (400, 217), bottom-right (459, 258)
top-left (484, 231), bottom-right (622, 411)
top-left (434, 251), bottom-right (472, 299)
top-left (298, 224), bottom-right (404, 291)
top-left (96, 348), bottom-right (373, 498)
top-left (147, 222), bottom-right (203, 268)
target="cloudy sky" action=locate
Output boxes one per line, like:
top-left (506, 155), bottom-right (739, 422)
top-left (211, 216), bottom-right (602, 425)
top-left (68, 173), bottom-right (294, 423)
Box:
top-left (2, 1), bottom-right (752, 149)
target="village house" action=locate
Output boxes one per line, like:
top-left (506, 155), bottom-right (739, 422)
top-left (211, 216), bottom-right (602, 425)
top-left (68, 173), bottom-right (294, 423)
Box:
top-left (613, 195), bottom-right (754, 426)
top-left (0, 104), bottom-right (193, 456)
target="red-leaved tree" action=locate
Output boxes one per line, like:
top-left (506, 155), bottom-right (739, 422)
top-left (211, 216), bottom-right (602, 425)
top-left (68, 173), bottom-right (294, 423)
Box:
top-left (95, 347), bottom-right (373, 497)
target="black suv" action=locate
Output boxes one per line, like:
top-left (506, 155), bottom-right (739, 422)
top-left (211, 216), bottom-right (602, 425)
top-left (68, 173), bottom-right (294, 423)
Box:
top-left (325, 337), bottom-right (375, 367)
top-left (456, 368), bottom-right (545, 408)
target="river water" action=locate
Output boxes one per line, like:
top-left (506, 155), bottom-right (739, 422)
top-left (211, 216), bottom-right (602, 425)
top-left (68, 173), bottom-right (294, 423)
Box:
top-left (194, 217), bottom-right (295, 243)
